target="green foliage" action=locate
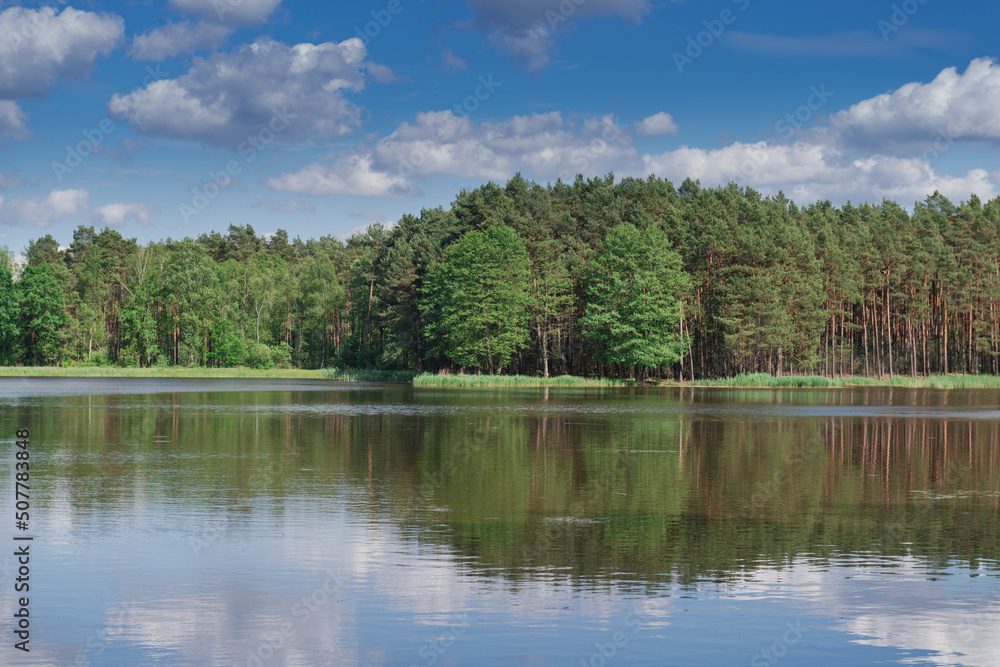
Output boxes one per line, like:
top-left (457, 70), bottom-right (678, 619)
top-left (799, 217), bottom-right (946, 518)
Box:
top-left (0, 266), bottom-right (19, 364)
top-left (208, 318), bottom-right (246, 367)
top-left (422, 225), bottom-right (535, 374)
top-left (270, 341), bottom-right (293, 369)
top-left (244, 341), bottom-right (275, 369)
top-left (581, 223), bottom-right (689, 377)
top-left (16, 264), bottom-right (68, 365)
top-left (10, 175), bottom-right (1000, 381)
top-left (0, 244), bottom-right (14, 274)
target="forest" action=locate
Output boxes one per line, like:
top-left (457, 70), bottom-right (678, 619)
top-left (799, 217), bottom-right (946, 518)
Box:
top-left (2, 173), bottom-right (1000, 380)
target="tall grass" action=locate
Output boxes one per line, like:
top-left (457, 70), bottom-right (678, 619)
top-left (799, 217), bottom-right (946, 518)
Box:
top-left (686, 373), bottom-right (1000, 389)
top-left (690, 373), bottom-right (846, 388)
top-left (320, 368), bottom-right (417, 382)
top-left (880, 375), bottom-right (1000, 389)
top-left (0, 366), bottom-right (323, 379)
top-left (412, 373), bottom-right (627, 387)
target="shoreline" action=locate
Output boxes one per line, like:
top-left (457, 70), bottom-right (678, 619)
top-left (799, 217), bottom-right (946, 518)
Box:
top-left (2, 367), bottom-right (1000, 390)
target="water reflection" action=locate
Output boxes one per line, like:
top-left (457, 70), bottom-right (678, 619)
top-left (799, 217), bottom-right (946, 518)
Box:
top-left (1, 380), bottom-right (999, 665)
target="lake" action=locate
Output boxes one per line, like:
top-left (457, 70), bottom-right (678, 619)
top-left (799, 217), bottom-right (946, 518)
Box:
top-left (1, 378), bottom-right (999, 666)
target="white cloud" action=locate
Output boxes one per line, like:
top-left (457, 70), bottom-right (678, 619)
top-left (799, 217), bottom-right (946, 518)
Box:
top-left (371, 110), bottom-right (636, 182)
top-left (270, 58), bottom-right (1000, 206)
top-left (0, 101), bottom-right (30, 140)
top-left (465, 0), bottom-right (651, 69)
top-left (0, 189), bottom-right (90, 227)
top-left (267, 154), bottom-right (421, 198)
top-left (268, 111), bottom-right (637, 198)
top-left (822, 57), bottom-right (1000, 155)
top-left (641, 141), bottom-right (998, 205)
top-left (92, 202), bottom-right (153, 228)
top-left (130, 21), bottom-right (233, 61)
top-left (168, 0), bottom-right (282, 28)
top-left (0, 7), bottom-right (123, 99)
top-left (109, 37), bottom-right (380, 147)
top-left (634, 112), bottom-right (678, 138)
top-left (441, 48), bottom-right (468, 73)
top-left (0, 170), bottom-right (23, 190)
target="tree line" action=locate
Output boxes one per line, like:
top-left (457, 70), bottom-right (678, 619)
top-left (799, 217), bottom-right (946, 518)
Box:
top-left (2, 173), bottom-right (999, 379)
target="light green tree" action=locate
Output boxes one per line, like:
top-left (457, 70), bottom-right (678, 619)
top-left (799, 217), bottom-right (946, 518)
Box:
top-left (422, 225), bottom-right (535, 374)
top-left (17, 264), bottom-right (69, 365)
top-left (0, 265), bottom-right (19, 364)
top-left (581, 223), bottom-right (689, 380)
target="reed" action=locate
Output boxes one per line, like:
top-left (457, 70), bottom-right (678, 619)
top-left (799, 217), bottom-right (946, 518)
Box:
top-left (319, 368), bottom-right (418, 382)
top-left (0, 366), bottom-right (323, 379)
top-left (411, 373), bottom-right (627, 387)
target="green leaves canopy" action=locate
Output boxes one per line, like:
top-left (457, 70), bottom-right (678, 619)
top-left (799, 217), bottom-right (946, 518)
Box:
top-left (422, 225), bottom-right (535, 374)
top-left (581, 223), bottom-right (689, 375)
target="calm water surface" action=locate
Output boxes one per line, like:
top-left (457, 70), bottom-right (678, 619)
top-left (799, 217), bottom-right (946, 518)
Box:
top-left (1, 378), bottom-right (999, 666)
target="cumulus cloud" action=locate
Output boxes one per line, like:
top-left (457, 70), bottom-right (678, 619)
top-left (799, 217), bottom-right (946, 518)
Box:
top-left (168, 0), bottom-right (282, 28)
top-left (0, 101), bottom-right (30, 140)
top-left (634, 112), bottom-right (678, 138)
top-left (0, 189), bottom-right (90, 227)
top-left (464, 0), bottom-right (651, 69)
top-left (373, 110), bottom-right (635, 181)
top-left (92, 202), bottom-right (153, 227)
top-left (109, 37), bottom-right (384, 147)
top-left (0, 7), bottom-right (123, 99)
top-left (269, 58), bottom-right (1000, 206)
top-left (641, 141), bottom-right (997, 205)
top-left (267, 154), bottom-right (421, 198)
top-left (130, 21), bottom-right (233, 61)
top-left (268, 110), bottom-right (637, 198)
top-left (821, 57), bottom-right (1000, 155)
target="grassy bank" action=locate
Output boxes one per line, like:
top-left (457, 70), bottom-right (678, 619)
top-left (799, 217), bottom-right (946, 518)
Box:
top-left (0, 366), bottom-right (325, 379)
top-left (683, 372), bottom-right (1000, 389)
top-left (412, 373), bottom-right (627, 387)
top-left (5, 367), bottom-right (998, 390)
top-left (319, 368), bottom-right (417, 382)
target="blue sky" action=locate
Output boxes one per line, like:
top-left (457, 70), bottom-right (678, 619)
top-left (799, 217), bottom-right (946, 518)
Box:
top-left (0, 0), bottom-right (998, 256)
